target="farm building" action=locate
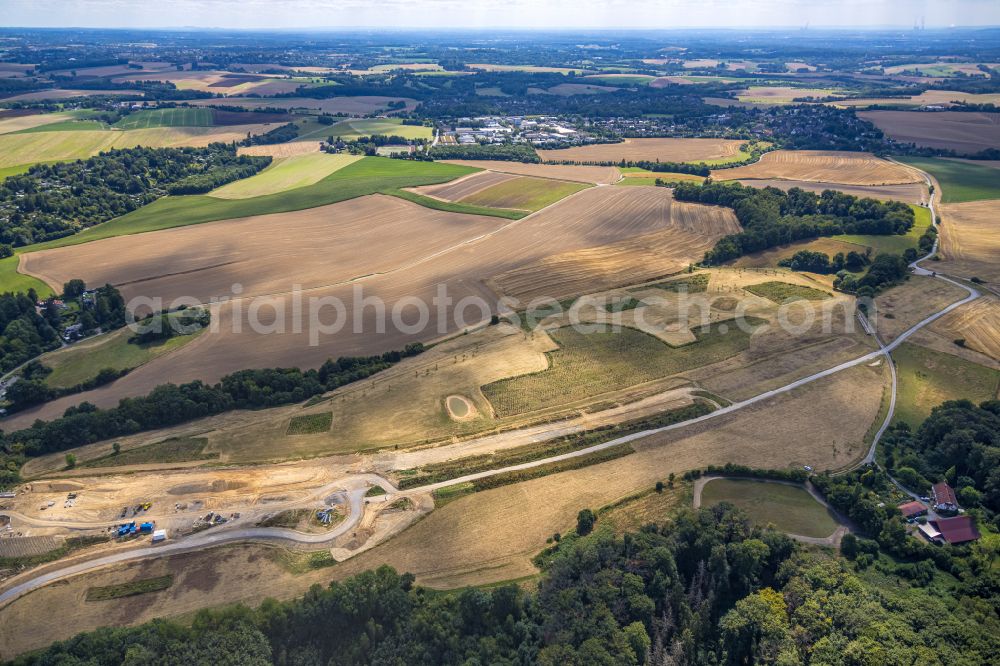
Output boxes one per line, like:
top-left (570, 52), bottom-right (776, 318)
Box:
top-left (923, 516), bottom-right (980, 545)
top-left (932, 481), bottom-right (959, 515)
top-left (898, 501), bottom-right (927, 520)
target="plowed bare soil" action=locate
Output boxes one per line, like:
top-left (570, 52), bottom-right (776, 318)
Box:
top-left (441, 160), bottom-right (620, 184)
top-left (858, 111), bottom-right (1000, 155)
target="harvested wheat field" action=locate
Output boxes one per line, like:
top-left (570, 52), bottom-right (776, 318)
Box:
top-left (859, 111), bottom-right (1000, 155)
top-left (928, 296), bottom-right (1000, 363)
top-left (333, 363), bottom-right (883, 588)
top-left (8, 188), bottom-right (736, 428)
top-left (441, 160), bottom-right (620, 184)
top-left (411, 170), bottom-right (518, 201)
top-left (873, 276), bottom-right (971, 344)
top-left (938, 201), bottom-right (1000, 282)
top-left (713, 150), bottom-right (922, 185)
top-left (537, 138), bottom-right (745, 164)
top-left (735, 179), bottom-right (926, 204)
top-left (237, 141), bottom-right (323, 158)
top-left (19, 195), bottom-right (502, 306)
top-left (493, 202), bottom-right (739, 300)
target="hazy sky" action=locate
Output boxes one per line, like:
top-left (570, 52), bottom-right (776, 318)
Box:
top-left (0, 0), bottom-right (997, 30)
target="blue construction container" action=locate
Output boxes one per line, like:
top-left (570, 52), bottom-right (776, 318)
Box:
top-left (139, 522), bottom-right (154, 533)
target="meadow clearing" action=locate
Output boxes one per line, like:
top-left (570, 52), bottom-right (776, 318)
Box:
top-left (712, 150), bottom-right (923, 185)
top-left (537, 137), bottom-right (747, 164)
top-left (859, 111), bottom-right (1000, 155)
top-left (698, 478), bottom-right (839, 538)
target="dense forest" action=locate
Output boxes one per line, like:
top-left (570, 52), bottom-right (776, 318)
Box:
top-left (672, 181), bottom-right (915, 265)
top-left (0, 343), bottom-right (425, 488)
top-left (0, 145), bottom-right (271, 245)
top-left (12, 499), bottom-right (1000, 665)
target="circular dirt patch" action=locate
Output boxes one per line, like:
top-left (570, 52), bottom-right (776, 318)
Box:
top-left (445, 395), bottom-right (478, 421)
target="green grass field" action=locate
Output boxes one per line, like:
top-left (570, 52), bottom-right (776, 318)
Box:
top-left (833, 205), bottom-right (932, 255)
top-left (114, 108), bottom-right (214, 130)
top-left (0, 255), bottom-right (52, 296)
top-left (40, 323), bottom-right (204, 389)
top-left (895, 156), bottom-right (1000, 203)
top-left (14, 119), bottom-right (109, 133)
top-left (700, 478), bottom-right (839, 538)
top-left (461, 177), bottom-right (589, 211)
top-left (210, 153), bottom-right (362, 199)
top-left (82, 437), bottom-right (217, 468)
top-left (745, 281), bottom-right (831, 302)
top-left (892, 342), bottom-right (1000, 427)
top-left (482, 319), bottom-right (763, 417)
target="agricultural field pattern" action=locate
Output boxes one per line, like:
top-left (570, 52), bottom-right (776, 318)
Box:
top-left (0, 12), bottom-right (999, 665)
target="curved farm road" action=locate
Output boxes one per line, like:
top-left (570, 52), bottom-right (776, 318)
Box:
top-left (0, 162), bottom-right (981, 611)
top-left (692, 475), bottom-right (852, 548)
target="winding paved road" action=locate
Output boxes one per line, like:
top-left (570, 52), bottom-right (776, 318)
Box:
top-left (0, 162), bottom-right (981, 609)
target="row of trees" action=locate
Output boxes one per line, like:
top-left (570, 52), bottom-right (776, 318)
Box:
top-left (0, 145), bottom-right (271, 246)
top-left (0, 343), bottom-right (425, 471)
top-left (241, 122), bottom-right (299, 145)
top-left (672, 181), bottom-right (915, 264)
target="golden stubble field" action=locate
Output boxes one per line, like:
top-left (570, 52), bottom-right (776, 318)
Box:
top-left (8, 187), bottom-right (738, 428)
top-left (536, 137), bottom-right (746, 164)
top-left (938, 201), bottom-right (1000, 283)
top-left (713, 150), bottom-right (923, 185)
